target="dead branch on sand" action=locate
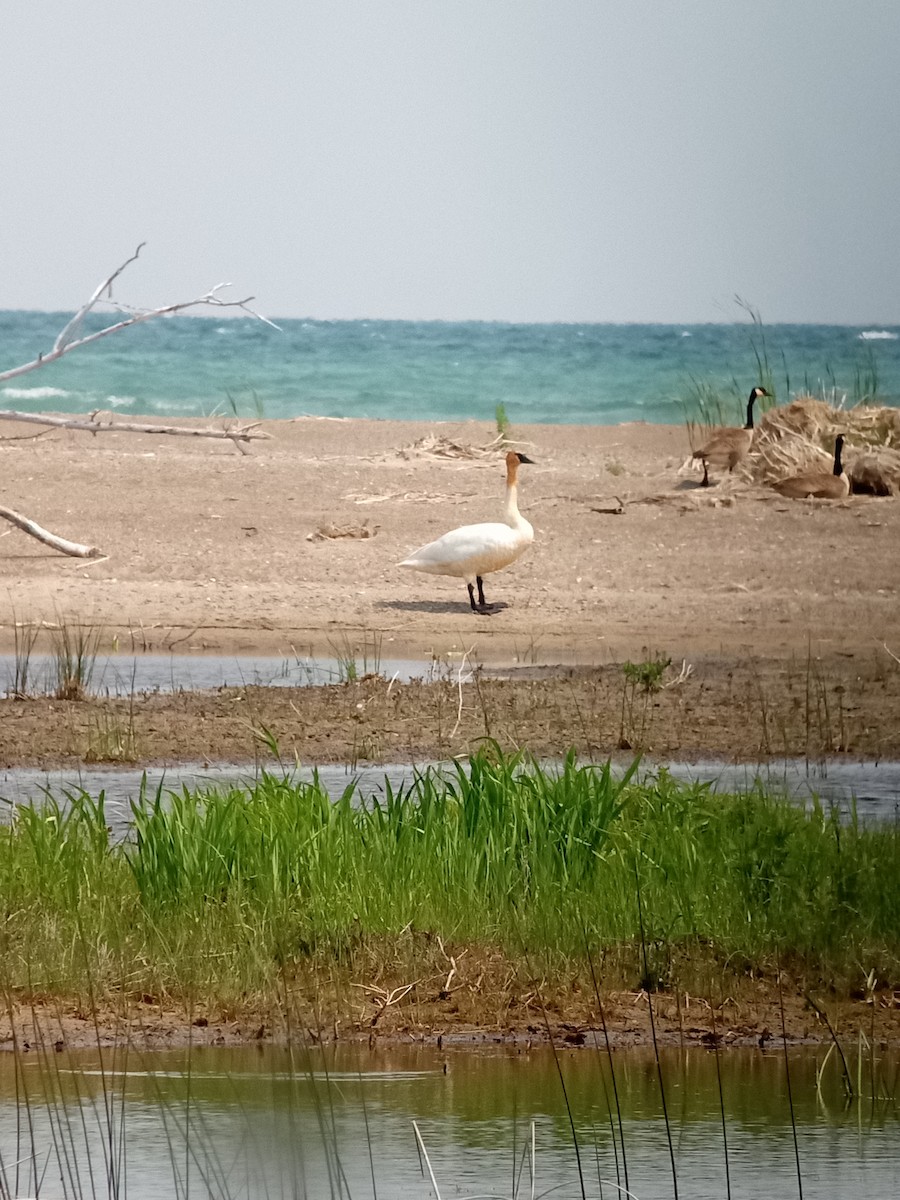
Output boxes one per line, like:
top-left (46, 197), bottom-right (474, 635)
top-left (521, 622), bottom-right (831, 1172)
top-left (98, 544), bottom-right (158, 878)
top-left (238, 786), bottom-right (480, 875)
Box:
top-left (0, 504), bottom-right (106, 559)
top-left (0, 409), bottom-right (269, 451)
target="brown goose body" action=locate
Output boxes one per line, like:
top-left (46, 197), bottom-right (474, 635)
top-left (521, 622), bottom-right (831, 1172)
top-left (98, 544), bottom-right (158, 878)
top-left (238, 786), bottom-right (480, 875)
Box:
top-left (693, 386), bottom-right (770, 485)
top-left (772, 435), bottom-right (849, 499)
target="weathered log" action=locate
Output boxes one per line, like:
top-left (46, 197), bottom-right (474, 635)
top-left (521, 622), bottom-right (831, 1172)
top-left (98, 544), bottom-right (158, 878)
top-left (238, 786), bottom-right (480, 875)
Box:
top-left (0, 505), bottom-right (105, 559)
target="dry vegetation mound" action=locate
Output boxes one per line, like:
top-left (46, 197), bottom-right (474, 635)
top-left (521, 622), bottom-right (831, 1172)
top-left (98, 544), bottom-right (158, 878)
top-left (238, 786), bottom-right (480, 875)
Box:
top-left (749, 396), bottom-right (900, 494)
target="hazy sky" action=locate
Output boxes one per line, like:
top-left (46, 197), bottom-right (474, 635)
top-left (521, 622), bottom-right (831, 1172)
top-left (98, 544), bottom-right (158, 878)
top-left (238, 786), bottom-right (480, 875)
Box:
top-left (3, 2), bottom-right (899, 323)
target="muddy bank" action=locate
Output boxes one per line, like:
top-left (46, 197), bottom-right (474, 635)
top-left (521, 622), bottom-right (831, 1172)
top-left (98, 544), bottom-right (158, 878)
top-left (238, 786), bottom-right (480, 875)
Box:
top-left (5, 973), bottom-right (899, 1054)
top-left (2, 650), bottom-right (899, 768)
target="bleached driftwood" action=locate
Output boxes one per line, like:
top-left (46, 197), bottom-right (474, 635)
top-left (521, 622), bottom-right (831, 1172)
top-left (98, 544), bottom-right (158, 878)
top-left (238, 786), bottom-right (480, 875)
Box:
top-left (0, 243), bottom-right (276, 452)
top-left (0, 409), bottom-right (269, 448)
top-left (0, 505), bottom-right (105, 559)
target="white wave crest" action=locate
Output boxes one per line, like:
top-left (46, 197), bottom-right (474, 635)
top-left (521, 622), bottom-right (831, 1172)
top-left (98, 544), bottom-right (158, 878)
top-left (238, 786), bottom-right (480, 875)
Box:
top-left (2, 385), bottom-right (71, 399)
top-left (105, 395), bottom-right (137, 408)
top-left (858, 330), bottom-right (898, 340)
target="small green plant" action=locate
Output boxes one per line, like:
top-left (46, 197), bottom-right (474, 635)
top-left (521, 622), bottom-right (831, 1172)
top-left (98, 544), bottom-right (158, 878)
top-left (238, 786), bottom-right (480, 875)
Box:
top-left (327, 629), bottom-right (383, 683)
top-left (495, 401), bottom-right (511, 441)
top-left (618, 654), bottom-right (671, 749)
top-left (622, 656), bottom-right (671, 693)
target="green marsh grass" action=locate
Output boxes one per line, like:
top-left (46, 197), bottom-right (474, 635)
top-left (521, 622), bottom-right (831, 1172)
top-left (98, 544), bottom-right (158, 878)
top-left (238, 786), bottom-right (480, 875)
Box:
top-left (1, 749), bottom-right (899, 1010)
top-left (50, 621), bottom-right (103, 701)
top-left (9, 618), bottom-right (40, 698)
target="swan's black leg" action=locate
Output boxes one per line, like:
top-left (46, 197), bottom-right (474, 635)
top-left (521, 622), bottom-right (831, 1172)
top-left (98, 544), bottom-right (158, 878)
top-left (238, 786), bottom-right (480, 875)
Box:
top-left (467, 578), bottom-right (494, 615)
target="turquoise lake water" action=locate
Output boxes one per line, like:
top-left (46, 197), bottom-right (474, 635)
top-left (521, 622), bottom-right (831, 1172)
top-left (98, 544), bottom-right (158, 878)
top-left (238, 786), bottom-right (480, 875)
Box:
top-left (2, 310), bottom-right (899, 425)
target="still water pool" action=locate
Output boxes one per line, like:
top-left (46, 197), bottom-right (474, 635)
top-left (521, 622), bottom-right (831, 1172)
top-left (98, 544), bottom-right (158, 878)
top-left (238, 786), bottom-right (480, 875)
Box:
top-left (1, 1042), bottom-right (897, 1199)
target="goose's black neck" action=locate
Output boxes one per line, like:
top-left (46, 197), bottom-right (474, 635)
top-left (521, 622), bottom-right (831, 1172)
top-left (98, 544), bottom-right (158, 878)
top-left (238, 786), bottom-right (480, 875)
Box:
top-left (744, 390), bottom-right (757, 430)
top-left (833, 436), bottom-right (844, 476)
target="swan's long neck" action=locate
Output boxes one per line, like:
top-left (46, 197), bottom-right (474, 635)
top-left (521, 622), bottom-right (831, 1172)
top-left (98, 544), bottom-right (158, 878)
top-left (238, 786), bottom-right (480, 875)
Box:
top-left (503, 459), bottom-right (529, 529)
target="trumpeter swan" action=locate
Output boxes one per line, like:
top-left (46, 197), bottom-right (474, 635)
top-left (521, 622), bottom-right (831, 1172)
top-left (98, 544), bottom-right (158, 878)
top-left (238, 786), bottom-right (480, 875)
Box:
top-left (772, 434), bottom-right (849, 499)
top-left (693, 386), bottom-right (769, 486)
top-left (399, 450), bottom-right (535, 614)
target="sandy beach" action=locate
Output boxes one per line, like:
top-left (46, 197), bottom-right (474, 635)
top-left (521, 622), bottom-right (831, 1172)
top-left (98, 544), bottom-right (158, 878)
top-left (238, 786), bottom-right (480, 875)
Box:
top-left (2, 413), bottom-right (898, 655)
top-left (1, 413), bottom-right (899, 764)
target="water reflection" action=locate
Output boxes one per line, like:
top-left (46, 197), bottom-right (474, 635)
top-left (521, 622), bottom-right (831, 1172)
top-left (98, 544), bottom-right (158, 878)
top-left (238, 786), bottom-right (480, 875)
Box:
top-left (1, 1042), bottom-right (897, 1199)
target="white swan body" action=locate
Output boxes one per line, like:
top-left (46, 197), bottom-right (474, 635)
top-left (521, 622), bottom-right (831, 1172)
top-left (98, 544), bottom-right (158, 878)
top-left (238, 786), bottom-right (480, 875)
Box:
top-left (400, 451), bottom-right (535, 613)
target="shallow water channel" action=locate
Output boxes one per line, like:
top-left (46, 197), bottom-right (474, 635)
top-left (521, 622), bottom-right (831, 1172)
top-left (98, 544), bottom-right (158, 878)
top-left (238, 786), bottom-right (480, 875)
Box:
top-left (0, 651), bottom-right (435, 697)
top-left (2, 758), bottom-right (899, 837)
top-left (1, 1042), bottom-right (897, 1199)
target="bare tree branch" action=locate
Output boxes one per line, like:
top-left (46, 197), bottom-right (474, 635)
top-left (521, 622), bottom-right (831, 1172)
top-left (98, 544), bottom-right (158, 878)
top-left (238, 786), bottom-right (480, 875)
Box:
top-left (0, 243), bottom-right (280, 387)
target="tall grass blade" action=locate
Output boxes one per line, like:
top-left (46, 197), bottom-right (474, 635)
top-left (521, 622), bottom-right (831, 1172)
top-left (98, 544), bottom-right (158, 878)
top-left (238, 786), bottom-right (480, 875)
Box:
top-left (634, 860), bottom-right (678, 1200)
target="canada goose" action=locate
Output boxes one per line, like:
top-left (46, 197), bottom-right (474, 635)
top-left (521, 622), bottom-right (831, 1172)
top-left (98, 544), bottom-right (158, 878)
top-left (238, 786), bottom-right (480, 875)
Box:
top-left (693, 386), bottom-right (770, 485)
top-left (772, 435), bottom-right (849, 499)
top-left (399, 451), bottom-right (535, 614)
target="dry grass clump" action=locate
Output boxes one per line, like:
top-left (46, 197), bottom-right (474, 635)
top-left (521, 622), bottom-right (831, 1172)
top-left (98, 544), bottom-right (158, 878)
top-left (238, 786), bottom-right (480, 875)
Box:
top-left (307, 521), bottom-right (379, 541)
top-left (398, 433), bottom-right (526, 461)
top-left (748, 396), bottom-right (900, 493)
top-left (398, 433), bottom-right (500, 460)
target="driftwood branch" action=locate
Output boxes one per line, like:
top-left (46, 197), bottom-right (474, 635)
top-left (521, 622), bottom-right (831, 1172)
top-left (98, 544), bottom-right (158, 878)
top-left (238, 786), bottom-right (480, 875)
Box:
top-left (0, 409), bottom-right (269, 445)
top-left (0, 505), bottom-right (105, 559)
top-left (0, 242), bottom-right (280, 387)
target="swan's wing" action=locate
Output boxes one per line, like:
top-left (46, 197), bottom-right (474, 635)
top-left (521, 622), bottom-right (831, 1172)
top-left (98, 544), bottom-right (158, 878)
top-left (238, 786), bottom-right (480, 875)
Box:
top-left (400, 521), bottom-right (522, 575)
